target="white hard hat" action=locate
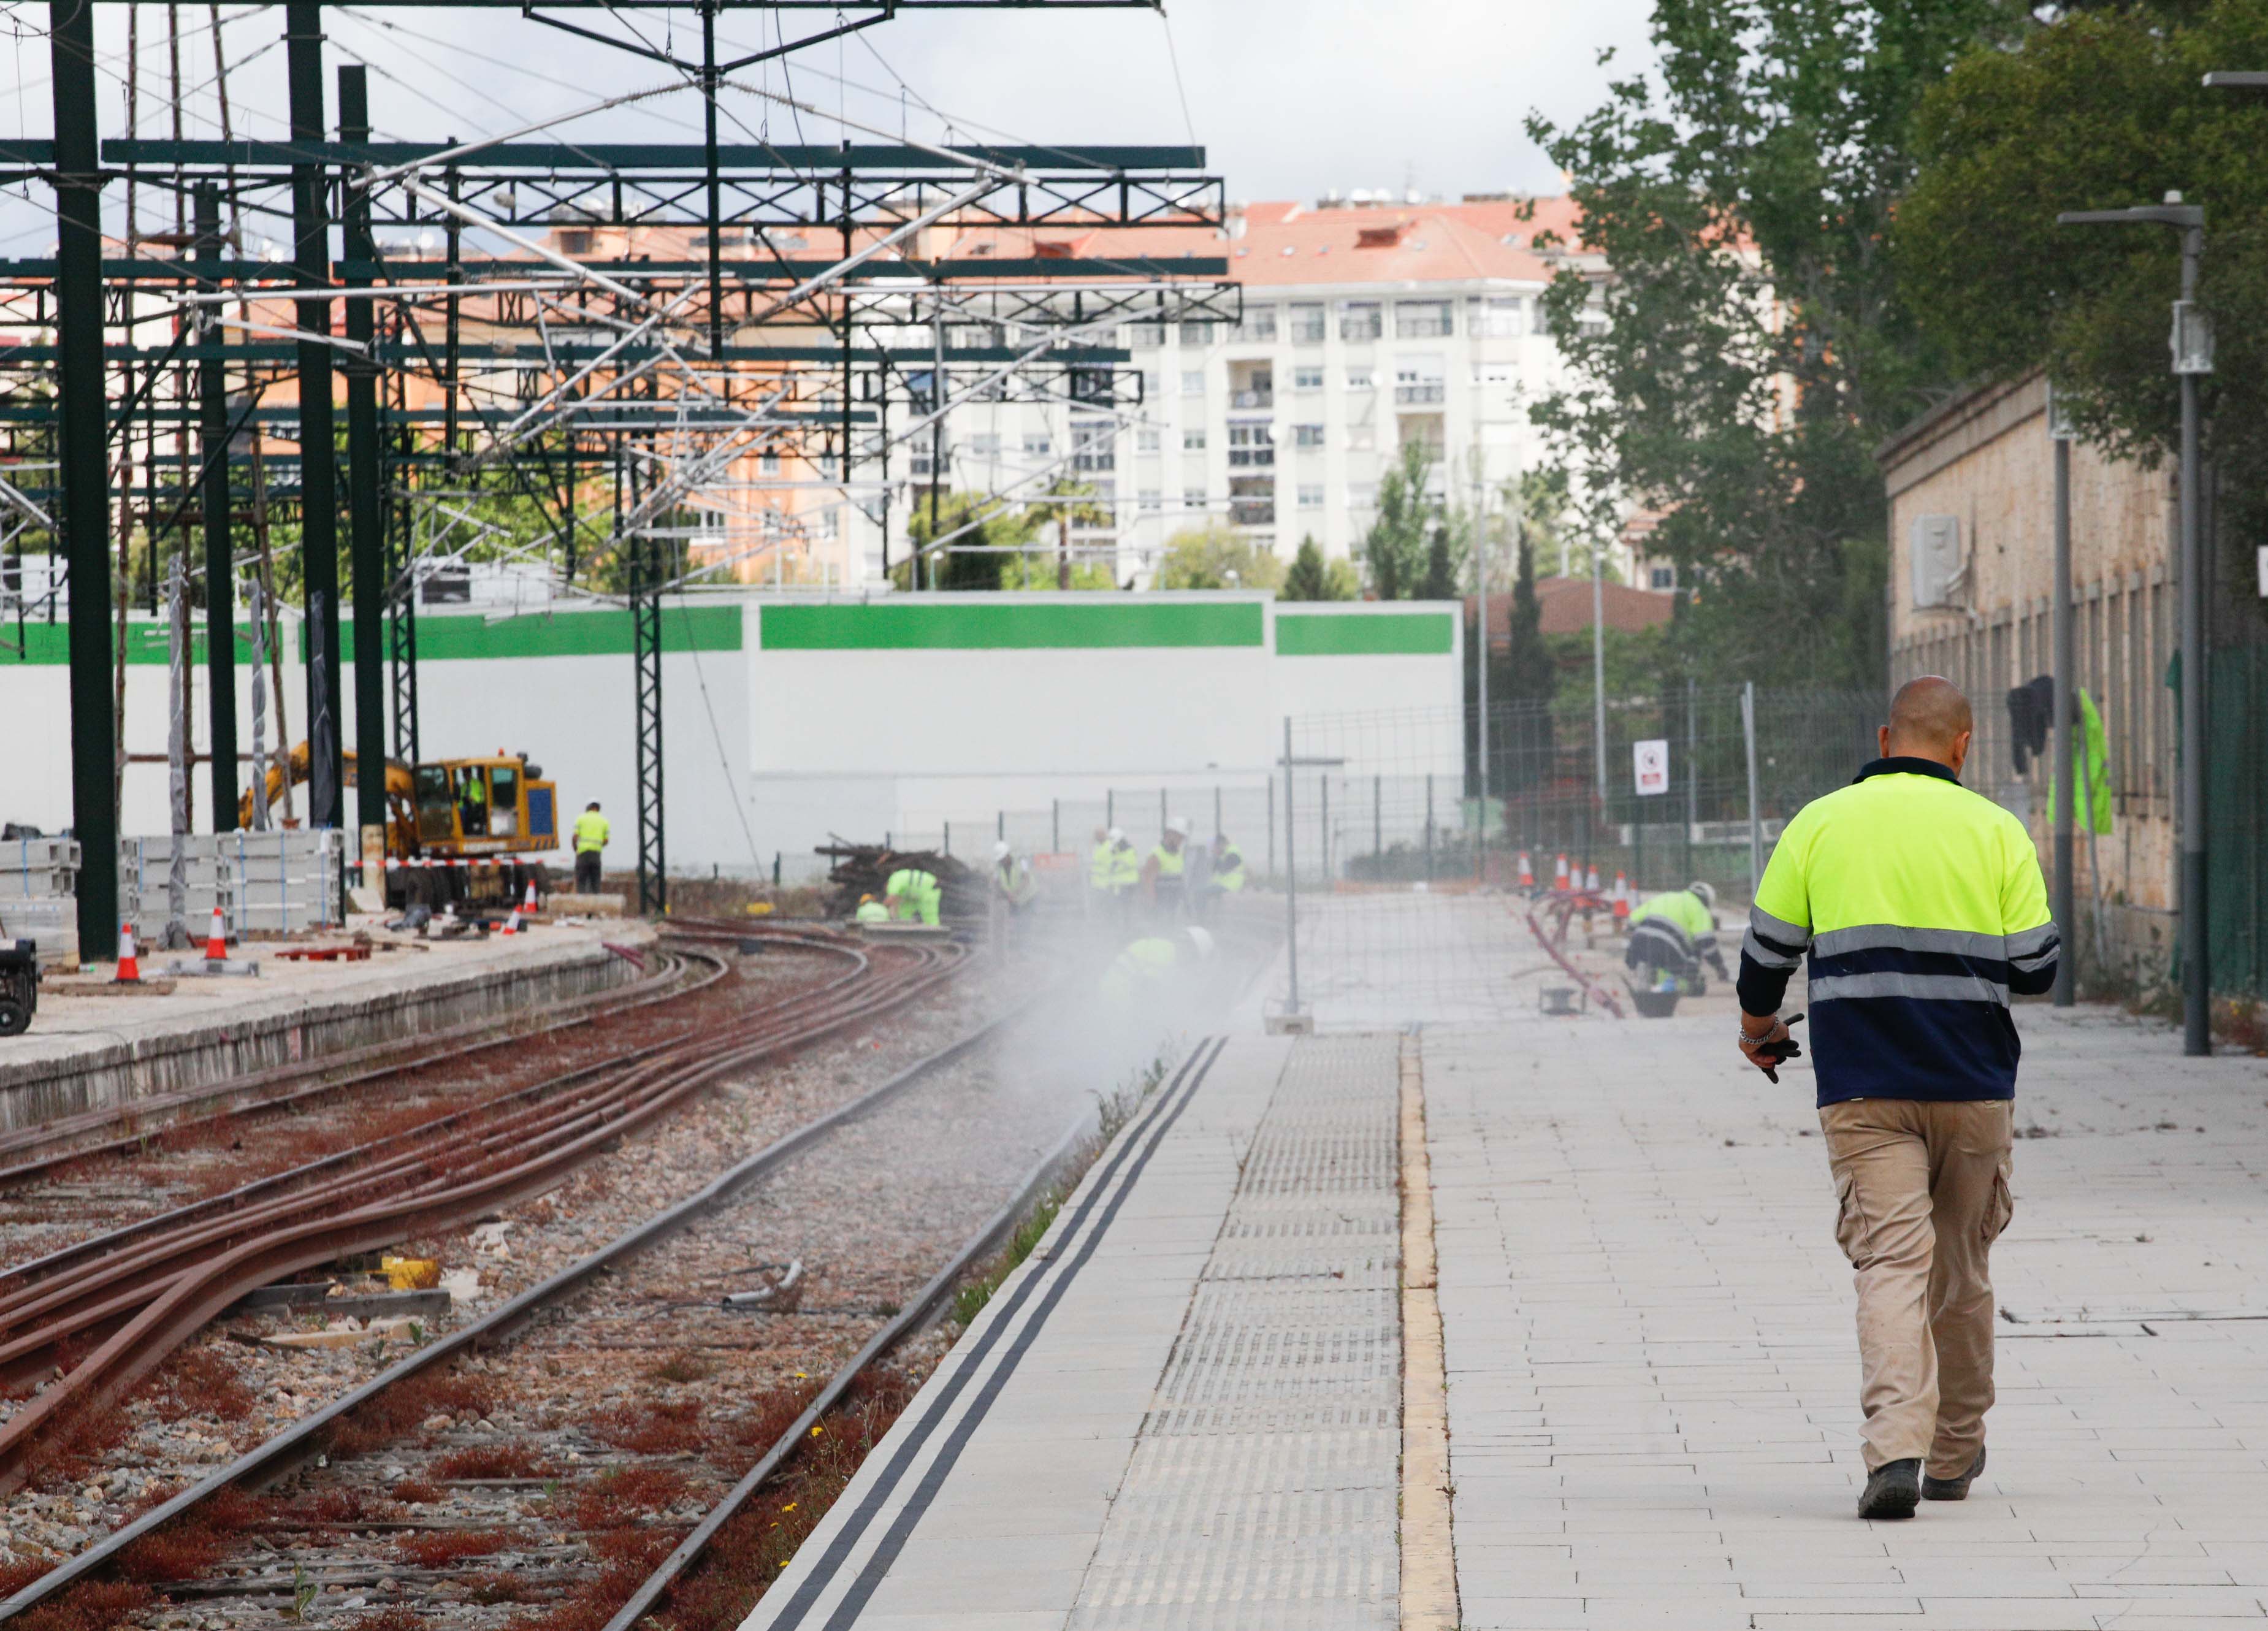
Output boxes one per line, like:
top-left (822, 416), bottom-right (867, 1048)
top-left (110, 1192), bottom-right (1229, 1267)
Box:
top-left (1689, 880), bottom-right (1717, 911)
top-left (1107, 826), bottom-right (1125, 842)
top-left (1167, 816), bottom-right (1192, 838)
top-left (993, 840), bottom-right (1012, 861)
top-left (1182, 925), bottom-right (1216, 961)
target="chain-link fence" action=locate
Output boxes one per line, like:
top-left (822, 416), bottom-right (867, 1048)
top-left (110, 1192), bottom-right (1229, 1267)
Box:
top-left (1272, 686), bottom-right (1884, 1026)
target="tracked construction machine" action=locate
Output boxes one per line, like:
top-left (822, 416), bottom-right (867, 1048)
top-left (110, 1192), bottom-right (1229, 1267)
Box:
top-left (243, 746), bottom-right (562, 911)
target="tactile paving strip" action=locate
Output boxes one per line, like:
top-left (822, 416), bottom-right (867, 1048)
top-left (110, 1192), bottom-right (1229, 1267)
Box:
top-left (1069, 1034), bottom-right (1402, 1630)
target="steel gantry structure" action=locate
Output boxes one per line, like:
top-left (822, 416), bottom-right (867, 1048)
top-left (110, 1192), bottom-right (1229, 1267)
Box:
top-left (15, 0), bottom-right (1235, 945)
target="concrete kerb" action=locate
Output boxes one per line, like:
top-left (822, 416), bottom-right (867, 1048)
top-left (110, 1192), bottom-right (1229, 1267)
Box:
top-left (0, 923), bottom-right (652, 1131)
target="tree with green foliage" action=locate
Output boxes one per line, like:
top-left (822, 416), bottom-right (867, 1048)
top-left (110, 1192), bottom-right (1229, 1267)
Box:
top-left (903, 491), bottom-right (1036, 592)
top-left (1898, 0), bottom-right (2268, 616)
top-left (1282, 535), bottom-right (1361, 601)
top-left (1525, 0), bottom-right (2012, 689)
top-left (1362, 441), bottom-right (1446, 600)
top-left (1155, 522), bottom-right (1286, 591)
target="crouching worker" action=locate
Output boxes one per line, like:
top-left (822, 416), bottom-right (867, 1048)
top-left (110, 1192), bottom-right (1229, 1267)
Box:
top-left (1625, 880), bottom-right (1728, 993)
top-left (882, 857), bottom-right (942, 926)
top-left (1099, 925), bottom-right (1215, 1006)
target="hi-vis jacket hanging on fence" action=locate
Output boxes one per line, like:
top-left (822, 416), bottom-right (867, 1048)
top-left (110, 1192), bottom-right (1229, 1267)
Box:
top-left (1737, 757), bottom-right (2060, 1106)
top-left (2044, 687), bottom-right (2115, 838)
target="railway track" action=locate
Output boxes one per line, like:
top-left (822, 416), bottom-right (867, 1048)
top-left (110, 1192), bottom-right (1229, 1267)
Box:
top-left (0, 934), bottom-right (709, 1191)
top-left (0, 978), bottom-right (1120, 1631)
top-left (0, 925), bottom-right (969, 1499)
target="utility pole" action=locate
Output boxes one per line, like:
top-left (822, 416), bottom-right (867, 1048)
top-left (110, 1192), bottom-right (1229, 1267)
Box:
top-left (2058, 195), bottom-right (2211, 1053)
top-left (339, 66), bottom-right (387, 857)
top-left (285, 2), bottom-right (343, 832)
top-left (1472, 459), bottom-right (1489, 853)
top-left (1592, 527), bottom-right (1607, 798)
top-left (50, 0), bottom-right (119, 961)
top-left (2049, 386), bottom-right (2075, 1006)
top-left (194, 184), bottom-right (239, 830)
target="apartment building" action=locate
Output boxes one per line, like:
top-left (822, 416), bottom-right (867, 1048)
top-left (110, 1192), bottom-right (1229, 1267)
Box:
top-left (880, 194), bottom-right (1594, 587)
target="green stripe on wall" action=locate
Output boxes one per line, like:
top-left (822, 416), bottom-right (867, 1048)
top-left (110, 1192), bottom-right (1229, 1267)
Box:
top-left (3, 606), bottom-right (740, 665)
top-left (762, 601), bottom-right (1264, 650)
top-left (1275, 611), bottom-right (1454, 656)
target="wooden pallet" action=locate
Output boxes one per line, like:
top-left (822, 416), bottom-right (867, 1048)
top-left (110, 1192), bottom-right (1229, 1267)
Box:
top-left (275, 944), bottom-right (372, 963)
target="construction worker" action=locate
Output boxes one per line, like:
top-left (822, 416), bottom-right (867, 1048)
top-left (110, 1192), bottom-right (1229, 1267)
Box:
top-left (1624, 880), bottom-right (1728, 994)
top-left (457, 767), bottom-right (490, 837)
top-left (1736, 677), bottom-right (2058, 1521)
top-left (570, 801), bottom-right (609, 894)
top-left (882, 858), bottom-right (941, 926)
top-left (1142, 816), bottom-right (1193, 919)
top-left (1106, 827), bottom-right (1140, 917)
top-left (993, 841), bottom-right (1038, 915)
top-left (1088, 826), bottom-right (1116, 909)
top-left (1099, 924), bottom-right (1215, 1004)
top-left (853, 893), bottom-right (890, 924)
top-left (1199, 832), bottom-right (1246, 919)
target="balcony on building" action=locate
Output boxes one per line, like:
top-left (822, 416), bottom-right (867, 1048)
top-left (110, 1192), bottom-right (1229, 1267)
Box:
top-left (1227, 421), bottom-right (1275, 470)
top-left (1229, 361), bottom-right (1273, 412)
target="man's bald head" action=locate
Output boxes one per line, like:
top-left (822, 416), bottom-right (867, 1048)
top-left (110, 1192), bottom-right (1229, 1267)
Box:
top-left (1882, 676), bottom-right (1974, 770)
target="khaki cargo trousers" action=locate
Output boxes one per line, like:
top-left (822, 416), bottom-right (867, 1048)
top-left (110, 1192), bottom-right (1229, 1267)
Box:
top-left (1819, 1097), bottom-right (2015, 1477)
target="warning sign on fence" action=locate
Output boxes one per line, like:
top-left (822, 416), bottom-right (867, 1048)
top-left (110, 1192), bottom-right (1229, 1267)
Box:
top-left (1632, 739), bottom-right (1670, 797)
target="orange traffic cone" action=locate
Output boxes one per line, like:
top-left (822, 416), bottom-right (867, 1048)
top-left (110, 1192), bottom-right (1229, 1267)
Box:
top-left (1586, 863), bottom-right (1602, 893)
top-left (522, 877), bottom-right (540, 915)
top-left (1517, 850), bottom-right (1534, 890)
top-left (500, 907), bottom-right (520, 937)
top-left (1612, 873), bottom-right (1631, 922)
top-left (114, 923), bottom-right (141, 984)
top-left (204, 904), bottom-right (228, 961)
top-left (1553, 854), bottom-right (1570, 892)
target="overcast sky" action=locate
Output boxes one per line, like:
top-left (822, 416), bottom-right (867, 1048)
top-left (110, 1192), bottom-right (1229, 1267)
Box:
top-left (0, 0), bottom-right (1658, 250)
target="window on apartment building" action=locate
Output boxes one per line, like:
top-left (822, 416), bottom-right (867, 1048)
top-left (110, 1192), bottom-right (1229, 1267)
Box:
top-left (1648, 565), bottom-right (1675, 591)
top-left (1289, 302), bottom-right (1327, 343)
top-left (1292, 423), bottom-right (1325, 449)
top-left (1293, 365), bottom-right (1326, 392)
top-left (1136, 425), bottom-right (1163, 453)
top-left (1139, 368), bottom-right (1163, 399)
top-left (1182, 427), bottom-right (1207, 451)
top-left (1297, 484), bottom-right (1325, 509)
top-left (966, 432), bottom-right (1001, 459)
top-left (1396, 300), bottom-right (1453, 338)
top-left (1181, 319), bottom-right (1220, 346)
top-left (1338, 300), bottom-right (1383, 342)
top-left (1466, 296), bottom-right (1524, 337)
top-left (1345, 422), bottom-right (1377, 451)
top-left (1394, 358), bottom-right (1446, 405)
top-left (1235, 307), bottom-right (1277, 342)
top-left (1182, 486), bottom-right (1208, 511)
top-left (1578, 305), bottom-right (1608, 337)
top-left (1139, 488), bottom-right (1163, 511)
top-left (1024, 432), bottom-right (1052, 457)
top-left (759, 451), bottom-right (782, 475)
top-left (1347, 481), bottom-right (1378, 510)
top-left (1346, 366), bottom-right (1375, 392)
top-left (1228, 422), bottom-right (1275, 468)
top-left (1127, 321), bottom-right (1166, 348)
top-left (1182, 370), bottom-right (1205, 396)
top-left (1071, 417), bottom-right (1117, 472)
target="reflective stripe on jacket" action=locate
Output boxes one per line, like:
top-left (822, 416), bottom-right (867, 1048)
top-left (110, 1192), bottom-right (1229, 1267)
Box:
top-left (1627, 888), bottom-right (1716, 960)
top-left (1737, 756), bottom-right (2059, 1107)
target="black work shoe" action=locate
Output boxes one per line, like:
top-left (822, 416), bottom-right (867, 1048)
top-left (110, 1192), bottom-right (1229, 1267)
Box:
top-left (1923, 1446), bottom-right (1986, 1501)
top-left (1857, 1457), bottom-right (1922, 1519)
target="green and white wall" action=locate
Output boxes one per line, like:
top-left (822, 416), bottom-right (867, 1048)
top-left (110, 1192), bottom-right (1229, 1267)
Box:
top-left (0, 593), bottom-right (1459, 877)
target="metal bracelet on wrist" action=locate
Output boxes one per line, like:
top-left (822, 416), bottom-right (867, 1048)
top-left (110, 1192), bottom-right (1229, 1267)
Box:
top-left (1738, 1023), bottom-right (1776, 1045)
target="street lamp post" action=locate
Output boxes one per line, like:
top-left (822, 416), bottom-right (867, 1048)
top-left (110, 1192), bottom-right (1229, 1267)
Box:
top-left (2047, 384), bottom-right (2075, 1008)
top-left (2056, 196), bottom-right (2212, 1055)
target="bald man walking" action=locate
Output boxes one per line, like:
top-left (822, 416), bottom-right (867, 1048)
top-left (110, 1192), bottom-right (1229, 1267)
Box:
top-left (1736, 678), bottom-right (2059, 1520)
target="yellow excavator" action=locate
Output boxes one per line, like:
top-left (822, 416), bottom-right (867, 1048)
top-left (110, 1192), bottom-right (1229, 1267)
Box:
top-left (242, 745), bottom-right (560, 907)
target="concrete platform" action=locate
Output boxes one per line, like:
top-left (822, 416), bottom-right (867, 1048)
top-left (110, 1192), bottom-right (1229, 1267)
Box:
top-left (757, 930), bottom-right (2268, 1630)
top-left (0, 915), bottom-right (654, 1131)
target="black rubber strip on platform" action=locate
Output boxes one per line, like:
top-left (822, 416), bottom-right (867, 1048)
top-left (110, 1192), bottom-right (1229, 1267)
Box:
top-left (765, 1033), bottom-right (1230, 1631)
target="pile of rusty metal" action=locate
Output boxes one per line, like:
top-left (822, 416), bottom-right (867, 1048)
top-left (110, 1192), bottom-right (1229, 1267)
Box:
top-left (817, 839), bottom-right (981, 919)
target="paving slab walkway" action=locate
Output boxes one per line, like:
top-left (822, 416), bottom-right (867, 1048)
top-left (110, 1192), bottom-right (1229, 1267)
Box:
top-left (1428, 1002), bottom-right (2268, 1631)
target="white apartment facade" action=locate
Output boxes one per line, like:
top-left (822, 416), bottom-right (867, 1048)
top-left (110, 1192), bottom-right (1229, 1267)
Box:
top-left (871, 194), bottom-right (1596, 587)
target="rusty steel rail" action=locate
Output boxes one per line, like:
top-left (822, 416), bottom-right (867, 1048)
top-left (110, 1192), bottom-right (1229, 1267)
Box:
top-left (0, 930), bottom-right (966, 1494)
top-left (0, 935), bottom-right (709, 1188)
top-left (0, 957), bottom-right (1025, 1627)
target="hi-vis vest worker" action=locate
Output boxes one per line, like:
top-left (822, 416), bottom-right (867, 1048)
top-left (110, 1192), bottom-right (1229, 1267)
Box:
top-left (884, 866), bottom-right (941, 926)
top-left (1089, 828), bottom-right (1117, 892)
top-left (572, 808), bottom-right (609, 853)
top-left (1736, 677), bottom-right (2058, 1522)
top-left (1109, 832), bottom-right (1141, 893)
top-left (1210, 836), bottom-right (1246, 892)
top-left (1625, 882), bottom-right (1727, 987)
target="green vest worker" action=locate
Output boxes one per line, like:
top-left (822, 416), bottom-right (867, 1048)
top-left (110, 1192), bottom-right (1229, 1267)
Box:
top-left (1144, 817), bottom-right (1191, 915)
top-left (1108, 831), bottom-right (1140, 895)
top-left (1210, 836), bottom-right (1246, 892)
top-left (1625, 882), bottom-right (1726, 990)
top-left (884, 866), bottom-right (941, 926)
top-left (1089, 828), bottom-right (1116, 893)
top-left (570, 802), bottom-right (609, 894)
top-left (1099, 925), bottom-right (1216, 1004)
top-left (853, 894), bottom-right (890, 924)
top-left (1736, 676), bottom-right (2058, 1521)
